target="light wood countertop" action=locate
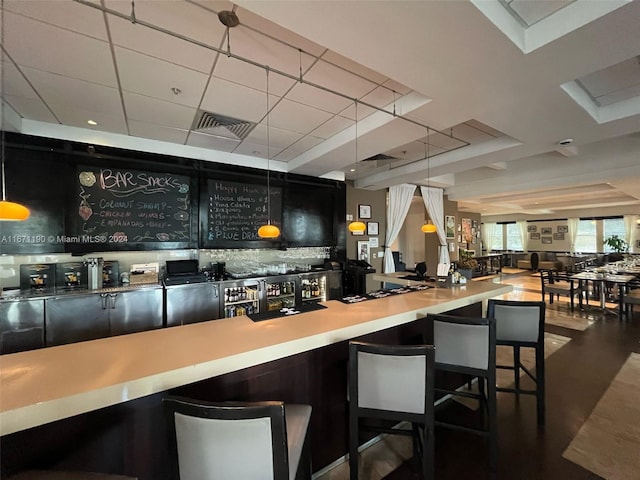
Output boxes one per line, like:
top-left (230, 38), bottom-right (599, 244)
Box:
top-left (0, 280), bottom-right (511, 436)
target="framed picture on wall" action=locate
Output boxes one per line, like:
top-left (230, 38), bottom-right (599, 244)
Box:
top-left (530, 232), bottom-right (541, 240)
top-left (527, 225), bottom-right (537, 232)
top-left (557, 225), bottom-right (568, 233)
top-left (445, 215), bottom-right (455, 238)
top-left (541, 227), bottom-right (552, 235)
top-left (554, 232), bottom-right (565, 240)
top-left (357, 241), bottom-right (370, 263)
top-left (542, 236), bottom-right (553, 244)
top-left (358, 204), bottom-right (371, 219)
top-left (367, 221), bottom-right (379, 235)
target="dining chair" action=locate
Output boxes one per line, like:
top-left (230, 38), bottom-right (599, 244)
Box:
top-left (348, 341), bottom-right (435, 480)
top-left (163, 396), bottom-right (312, 480)
top-left (540, 269), bottom-right (581, 311)
top-left (487, 299), bottom-right (546, 425)
top-left (426, 313), bottom-right (497, 478)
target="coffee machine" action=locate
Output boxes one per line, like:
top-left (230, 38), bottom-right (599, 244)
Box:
top-left (56, 261), bottom-right (88, 290)
top-left (20, 263), bottom-right (56, 291)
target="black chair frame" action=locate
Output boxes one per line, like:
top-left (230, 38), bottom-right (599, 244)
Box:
top-left (348, 341), bottom-right (435, 480)
top-left (488, 299), bottom-right (546, 425)
top-left (426, 314), bottom-right (497, 477)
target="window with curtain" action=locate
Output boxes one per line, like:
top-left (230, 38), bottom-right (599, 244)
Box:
top-left (490, 225), bottom-right (503, 251)
top-left (574, 220), bottom-right (596, 253)
top-left (506, 223), bottom-right (523, 250)
top-left (603, 217), bottom-right (626, 251)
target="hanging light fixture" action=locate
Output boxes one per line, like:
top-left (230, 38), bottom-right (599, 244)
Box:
top-left (257, 66), bottom-right (280, 239)
top-left (0, 0), bottom-right (30, 221)
top-left (348, 100), bottom-right (366, 233)
top-left (421, 127), bottom-right (437, 233)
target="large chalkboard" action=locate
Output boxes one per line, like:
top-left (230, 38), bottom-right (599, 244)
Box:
top-left (74, 165), bottom-right (192, 246)
top-left (205, 179), bottom-right (282, 244)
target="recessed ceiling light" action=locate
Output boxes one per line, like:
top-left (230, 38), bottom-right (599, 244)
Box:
top-left (350, 168), bottom-right (356, 172)
top-left (87, 120), bottom-right (98, 126)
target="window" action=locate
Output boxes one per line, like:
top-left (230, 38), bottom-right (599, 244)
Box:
top-left (574, 219), bottom-right (596, 253)
top-left (603, 217), bottom-right (626, 252)
top-left (506, 223), bottom-right (523, 251)
top-left (490, 224), bottom-right (503, 251)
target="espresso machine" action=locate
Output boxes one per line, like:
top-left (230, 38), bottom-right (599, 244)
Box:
top-left (56, 261), bottom-right (88, 290)
top-left (20, 263), bottom-right (56, 291)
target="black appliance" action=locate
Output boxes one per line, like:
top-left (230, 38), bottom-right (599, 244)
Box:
top-left (56, 261), bottom-right (88, 290)
top-left (103, 260), bottom-right (120, 287)
top-left (164, 260), bottom-right (207, 285)
top-left (343, 259), bottom-right (376, 296)
top-left (19, 263), bottom-right (56, 291)
top-left (211, 261), bottom-right (227, 281)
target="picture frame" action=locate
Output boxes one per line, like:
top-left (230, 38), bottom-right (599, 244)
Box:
top-left (557, 225), bottom-right (569, 233)
top-left (358, 204), bottom-right (372, 219)
top-left (541, 227), bottom-right (552, 235)
top-left (541, 236), bottom-right (553, 244)
top-left (445, 215), bottom-right (455, 238)
top-left (554, 232), bottom-right (565, 240)
top-left (457, 234), bottom-right (462, 243)
top-left (351, 228), bottom-right (364, 236)
top-left (367, 221), bottom-right (379, 235)
top-left (357, 241), bottom-right (370, 263)
top-left (530, 232), bottom-right (541, 240)
top-left (527, 225), bottom-right (537, 232)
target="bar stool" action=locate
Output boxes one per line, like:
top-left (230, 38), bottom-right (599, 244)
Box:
top-left (426, 313), bottom-right (497, 477)
top-left (488, 299), bottom-right (546, 425)
top-left (163, 396), bottom-right (311, 480)
top-left (348, 341), bottom-right (435, 480)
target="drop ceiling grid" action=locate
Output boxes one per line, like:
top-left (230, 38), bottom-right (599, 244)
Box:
top-left (128, 120), bottom-right (190, 146)
top-left (122, 91), bottom-right (197, 130)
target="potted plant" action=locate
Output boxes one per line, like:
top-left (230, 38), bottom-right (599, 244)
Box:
top-left (457, 249), bottom-right (478, 280)
top-left (604, 234), bottom-right (628, 253)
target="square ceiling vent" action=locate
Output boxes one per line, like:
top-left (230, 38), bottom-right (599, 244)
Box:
top-left (192, 110), bottom-right (256, 141)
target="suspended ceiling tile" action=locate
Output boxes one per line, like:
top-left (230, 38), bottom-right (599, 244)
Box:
top-left (115, 46), bottom-right (209, 107)
top-left (285, 81), bottom-right (352, 114)
top-left (212, 55), bottom-right (297, 97)
top-left (107, 15), bottom-right (218, 75)
top-left (577, 56), bottom-right (640, 101)
top-left (596, 84), bottom-right (640, 107)
top-left (320, 50), bottom-right (388, 86)
top-left (268, 98), bottom-right (334, 135)
top-left (2, 60), bottom-right (39, 99)
top-left (303, 59), bottom-right (378, 101)
top-left (244, 122), bottom-right (304, 151)
top-left (310, 114), bottom-right (353, 140)
top-left (21, 66), bottom-right (123, 117)
top-left (201, 76), bottom-right (271, 124)
top-left (274, 135), bottom-right (325, 162)
top-left (186, 131), bottom-right (241, 151)
top-left (3, 95), bottom-right (58, 124)
top-left (128, 120), bottom-right (189, 145)
top-left (4, 11), bottom-right (117, 87)
top-left (449, 122), bottom-right (500, 143)
top-left (381, 79), bottom-right (412, 96)
top-left (4, 0), bottom-right (109, 41)
top-left (122, 91), bottom-right (197, 130)
top-left (360, 86), bottom-right (398, 113)
top-left (53, 106), bottom-right (127, 135)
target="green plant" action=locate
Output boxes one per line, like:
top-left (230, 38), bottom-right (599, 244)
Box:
top-left (604, 235), bottom-right (628, 253)
top-left (458, 249), bottom-right (478, 269)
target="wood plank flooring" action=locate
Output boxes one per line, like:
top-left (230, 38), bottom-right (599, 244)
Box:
top-left (315, 271), bottom-right (640, 480)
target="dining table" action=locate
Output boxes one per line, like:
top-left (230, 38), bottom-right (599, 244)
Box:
top-left (571, 271), bottom-right (636, 318)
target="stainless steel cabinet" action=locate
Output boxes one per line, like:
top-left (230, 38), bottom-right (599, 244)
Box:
top-left (0, 298), bottom-right (45, 354)
top-left (45, 287), bottom-right (163, 346)
top-left (165, 282), bottom-right (219, 327)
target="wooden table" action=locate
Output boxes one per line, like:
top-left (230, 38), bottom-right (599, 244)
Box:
top-left (571, 272), bottom-right (635, 317)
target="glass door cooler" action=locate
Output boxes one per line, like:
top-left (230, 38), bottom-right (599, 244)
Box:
top-left (264, 275), bottom-right (298, 311)
top-left (299, 273), bottom-right (327, 303)
top-left (220, 280), bottom-right (261, 318)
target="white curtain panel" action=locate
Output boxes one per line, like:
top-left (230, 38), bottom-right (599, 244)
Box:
top-left (517, 220), bottom-right (528, 252)
top-left (420, 186), bottom-right (450, 265)
top-left (384, 184), bottom-right (416, 273)
top-left (568, 218), bottom-right (579, 254)
top-left (481, 222), bottom-right (496, 253)
top-left (623, 215), bottom-right (637, 253)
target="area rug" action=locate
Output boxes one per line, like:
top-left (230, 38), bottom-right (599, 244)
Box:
top-left (562, 353), bottom-right (640, 480)
top-left (453, 332), bottom-right (571, 410)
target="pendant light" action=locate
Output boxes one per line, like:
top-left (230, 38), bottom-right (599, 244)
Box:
top-left (421, 127), bottom-right (436, 233)
top-left (348, 100), bottom-right (366, 233)
top-left (257, 66), bottom-right (280, 239)
top-left (0, 0), bottom-right (30, 221)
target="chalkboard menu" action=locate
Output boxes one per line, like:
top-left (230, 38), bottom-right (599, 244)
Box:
top-left (206, 179), bottom-right (282, 243)
top-left (74, 165), bottom-right (192, 245)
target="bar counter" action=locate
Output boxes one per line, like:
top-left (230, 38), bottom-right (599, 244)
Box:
top-left (1, 280), bottom-right (511, 478)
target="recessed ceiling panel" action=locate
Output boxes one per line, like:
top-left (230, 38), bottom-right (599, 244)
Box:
top-left (201, 76), bottom-right (271, 123)
top-left (123, 91), bottom-right (197, 130)
top-left (267, 98), bottom-right (333, 135)
top-left (128, 120), bottom-right (189, 145)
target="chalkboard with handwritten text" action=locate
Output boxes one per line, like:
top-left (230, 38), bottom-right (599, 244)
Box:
top-left (74, 165), bottom-right (192, 247)
top-left (204, 179), bottom-right (282, 246)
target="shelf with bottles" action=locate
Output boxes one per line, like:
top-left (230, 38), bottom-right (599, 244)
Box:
top-left (266, 296), bottom-right (296, 311)
top-left (300, 278), bottom-right (325, 302)
top-left (223, 302), bottom-right (257, 318)
top-left (223, 286), bottom-right (259, 305)
top-left (265, 281), bottom-right (296, 300)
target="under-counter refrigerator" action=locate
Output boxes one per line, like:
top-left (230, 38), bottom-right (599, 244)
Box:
top-left (263, 275), bottom-right (299, 312)
top-left (299, 270), bottom-right (343, 303)
top-left (165, 282), bottom-right (220, 326)
top-left (220, 279), bottom-right (262, 318)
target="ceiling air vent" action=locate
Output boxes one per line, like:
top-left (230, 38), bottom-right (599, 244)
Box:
top-left (362, 153), bottom-right (399, 162)
top-left (193, 110), bottom-right (256, 140)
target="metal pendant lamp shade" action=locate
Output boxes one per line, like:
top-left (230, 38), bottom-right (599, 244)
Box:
top-left (257, 66), bottom-right (280, 239)
top-left (348, 100), bottom-right (366, 233)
